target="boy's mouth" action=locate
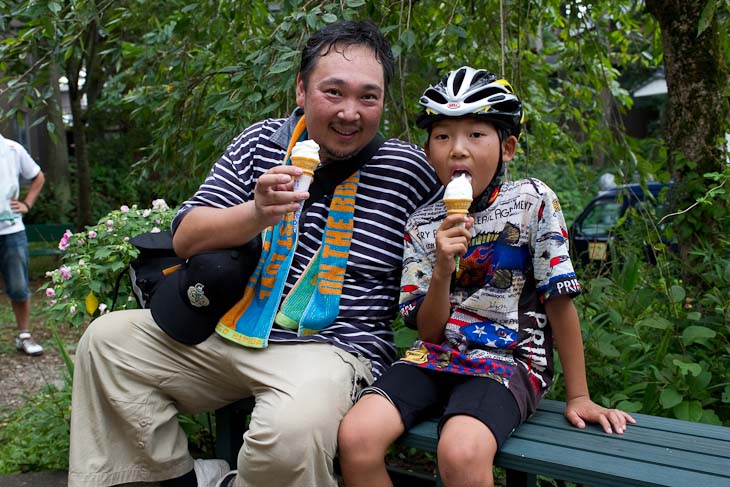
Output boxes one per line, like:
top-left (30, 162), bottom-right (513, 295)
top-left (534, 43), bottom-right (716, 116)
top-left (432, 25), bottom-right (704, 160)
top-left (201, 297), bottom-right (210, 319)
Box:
top-left (451, 170), bottom-right (472, 180)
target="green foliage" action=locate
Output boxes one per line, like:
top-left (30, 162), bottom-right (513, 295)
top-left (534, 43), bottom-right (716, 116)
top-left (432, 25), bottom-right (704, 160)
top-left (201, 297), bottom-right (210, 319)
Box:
top-left (0, 384), bottom-right (71, 473)
top-left (558, 243), bottom-right (730, 425)
top-left (39, 200), bottom-right (177, 328)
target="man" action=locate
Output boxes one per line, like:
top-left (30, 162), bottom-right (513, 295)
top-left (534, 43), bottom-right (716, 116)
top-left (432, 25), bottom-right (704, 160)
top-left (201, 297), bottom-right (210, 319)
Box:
top-left (0, 134), bottom-right (45, 356)
top-left (69, 20), bottom-right (440, 487)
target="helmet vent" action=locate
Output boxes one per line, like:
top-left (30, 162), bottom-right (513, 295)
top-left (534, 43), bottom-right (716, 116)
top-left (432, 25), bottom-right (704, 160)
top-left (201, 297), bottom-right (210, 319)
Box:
top-left (452, 69), bottom-right (467, 95)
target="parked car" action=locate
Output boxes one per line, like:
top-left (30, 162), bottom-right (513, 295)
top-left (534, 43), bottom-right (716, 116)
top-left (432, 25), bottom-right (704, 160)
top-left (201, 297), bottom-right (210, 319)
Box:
top-left (569, 181), bottom-right (673, 267)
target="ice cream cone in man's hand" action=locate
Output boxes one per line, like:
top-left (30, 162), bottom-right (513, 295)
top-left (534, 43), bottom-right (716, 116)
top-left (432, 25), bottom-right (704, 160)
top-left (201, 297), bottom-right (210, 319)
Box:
top-left (291, 139), bottom-right (320, 193)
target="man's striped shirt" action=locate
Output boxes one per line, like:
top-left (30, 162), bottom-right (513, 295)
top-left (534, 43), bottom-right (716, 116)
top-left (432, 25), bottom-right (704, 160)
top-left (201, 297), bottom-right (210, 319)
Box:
top-left (173, 111), bottom-right (440, 376)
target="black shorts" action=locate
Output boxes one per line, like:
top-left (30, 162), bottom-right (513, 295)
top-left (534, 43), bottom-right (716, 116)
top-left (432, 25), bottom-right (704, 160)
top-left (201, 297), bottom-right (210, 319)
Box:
top-left (362, 363), bottom-right (521, 449)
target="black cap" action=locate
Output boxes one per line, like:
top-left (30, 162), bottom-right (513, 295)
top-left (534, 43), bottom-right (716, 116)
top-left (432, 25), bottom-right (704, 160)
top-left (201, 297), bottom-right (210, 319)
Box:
top-left (150, 237), bottom-right (261, 345)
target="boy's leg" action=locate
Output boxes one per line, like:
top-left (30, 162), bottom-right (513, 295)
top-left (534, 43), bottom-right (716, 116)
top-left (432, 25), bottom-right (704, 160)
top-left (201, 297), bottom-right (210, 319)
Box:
top-left (438, 415), bottom-right (498, 487)
top-left (339, 364), bottom-right (442, 487)
top-left (338, 394), bottom-right (404, 487)
top-left (437, 377), bottom-right (521, 487)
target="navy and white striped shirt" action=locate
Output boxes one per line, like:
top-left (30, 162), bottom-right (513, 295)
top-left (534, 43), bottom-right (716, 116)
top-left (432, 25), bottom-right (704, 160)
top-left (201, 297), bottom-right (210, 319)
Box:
top-left (174, 111), bottom-right (441, 376)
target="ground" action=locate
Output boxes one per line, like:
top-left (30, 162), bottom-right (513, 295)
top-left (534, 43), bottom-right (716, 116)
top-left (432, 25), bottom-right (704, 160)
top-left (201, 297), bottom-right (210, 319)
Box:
top-left (0, 280), bottom-right (84, 415)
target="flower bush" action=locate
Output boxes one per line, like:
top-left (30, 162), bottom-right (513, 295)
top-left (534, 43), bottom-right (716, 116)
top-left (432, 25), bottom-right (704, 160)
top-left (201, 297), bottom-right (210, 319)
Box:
top-left (40, 199), bottom-right (177, 328)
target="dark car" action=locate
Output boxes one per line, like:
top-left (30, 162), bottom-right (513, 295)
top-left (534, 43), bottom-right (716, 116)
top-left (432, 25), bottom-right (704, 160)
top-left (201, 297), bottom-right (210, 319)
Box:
top-left (569, 181), bottom-right (673, 267)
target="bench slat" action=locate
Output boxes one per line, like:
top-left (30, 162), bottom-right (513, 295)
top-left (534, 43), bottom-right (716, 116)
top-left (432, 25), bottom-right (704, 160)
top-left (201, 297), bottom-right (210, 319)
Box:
top-left (397, 399), bottom-right (730, 487)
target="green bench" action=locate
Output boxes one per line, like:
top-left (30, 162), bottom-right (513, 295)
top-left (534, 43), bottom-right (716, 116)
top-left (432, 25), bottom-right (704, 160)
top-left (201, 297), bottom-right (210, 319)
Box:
top-left (25, 223), bottom-right (72, 258)
top-left (215, 397), bottom-right (730, 486)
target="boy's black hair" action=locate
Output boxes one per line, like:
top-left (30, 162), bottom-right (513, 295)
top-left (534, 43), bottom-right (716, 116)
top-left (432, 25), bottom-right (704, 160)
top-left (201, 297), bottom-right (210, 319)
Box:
top-left (299, 20), bottom-right (395, 90)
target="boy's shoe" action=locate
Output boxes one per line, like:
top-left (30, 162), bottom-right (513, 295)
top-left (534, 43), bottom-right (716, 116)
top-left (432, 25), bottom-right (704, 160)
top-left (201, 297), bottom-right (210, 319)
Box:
top-left (193, 459), bottom-right (231, 487)
top-left (216, 470), bottom-right (238, 487)
top-left (16, 332), bottom-right (43, 356)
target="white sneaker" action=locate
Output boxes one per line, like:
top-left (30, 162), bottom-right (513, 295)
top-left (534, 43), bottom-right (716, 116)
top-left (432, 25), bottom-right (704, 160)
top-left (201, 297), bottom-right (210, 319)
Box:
top-left (16, 332), bottom-right (43, 356)
top-left (216, 470), bottom-right (238, 487)
top-left (193, 459), bottom-right (231, 487)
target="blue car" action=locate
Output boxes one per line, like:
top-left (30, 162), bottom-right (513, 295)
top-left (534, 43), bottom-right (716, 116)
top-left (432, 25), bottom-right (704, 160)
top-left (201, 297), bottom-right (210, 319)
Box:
top-left (569, 182), bottom-right (673, 267)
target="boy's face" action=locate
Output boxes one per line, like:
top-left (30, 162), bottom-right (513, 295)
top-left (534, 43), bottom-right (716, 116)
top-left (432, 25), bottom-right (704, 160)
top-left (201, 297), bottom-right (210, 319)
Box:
top-left (425, 117), bottom-right (516, 197)
top-left (296, 44), bottom-right (385, 162)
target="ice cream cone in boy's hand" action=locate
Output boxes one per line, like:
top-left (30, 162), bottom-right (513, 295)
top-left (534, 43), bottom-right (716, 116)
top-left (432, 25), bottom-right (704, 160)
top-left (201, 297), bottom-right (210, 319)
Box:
top-left (443, 172), bottom-right (473, 225)
top-left (291, 139), bottom-right (320, 193)
top-left (443, 172), bottom-right (473, 273)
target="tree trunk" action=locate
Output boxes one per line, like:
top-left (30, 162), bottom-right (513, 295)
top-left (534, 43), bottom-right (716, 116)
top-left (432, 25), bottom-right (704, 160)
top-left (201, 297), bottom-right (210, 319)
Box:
top-left (46, 58), bottom-right (72, 214)
top-left (645, 0), bottom-right (729, 252)
top-left (69, 97), bottom-right (92, 228)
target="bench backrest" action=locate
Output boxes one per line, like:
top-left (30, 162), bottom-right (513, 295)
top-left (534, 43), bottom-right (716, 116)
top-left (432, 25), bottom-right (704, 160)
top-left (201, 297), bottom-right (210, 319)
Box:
top-left (25, 223), bottom-right (72, 244)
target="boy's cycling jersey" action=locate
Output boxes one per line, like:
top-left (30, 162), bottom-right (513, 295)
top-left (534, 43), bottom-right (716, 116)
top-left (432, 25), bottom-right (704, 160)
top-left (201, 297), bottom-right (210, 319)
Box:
top-left (398, 178), bottom-right (581, 419)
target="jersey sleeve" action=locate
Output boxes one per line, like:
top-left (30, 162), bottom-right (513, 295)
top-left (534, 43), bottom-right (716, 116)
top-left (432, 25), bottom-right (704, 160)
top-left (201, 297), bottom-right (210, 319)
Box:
top-left (531, 184), bottom-right (581, 302)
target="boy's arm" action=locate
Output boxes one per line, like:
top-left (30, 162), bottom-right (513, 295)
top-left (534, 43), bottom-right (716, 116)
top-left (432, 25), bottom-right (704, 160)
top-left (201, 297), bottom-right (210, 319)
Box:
top-left (546, 296), bottom-right (636, 434)
top-left (416, 214), bottom-right (472, 343)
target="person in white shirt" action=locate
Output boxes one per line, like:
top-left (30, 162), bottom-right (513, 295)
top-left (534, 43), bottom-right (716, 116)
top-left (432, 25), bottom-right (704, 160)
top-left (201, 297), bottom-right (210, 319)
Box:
top-left (0, 134), bottom-right (45, 356)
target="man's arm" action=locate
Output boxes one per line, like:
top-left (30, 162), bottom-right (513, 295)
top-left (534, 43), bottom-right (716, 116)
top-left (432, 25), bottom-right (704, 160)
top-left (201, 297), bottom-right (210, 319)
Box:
top-left (546, 296), bottom-right (635, 433)
top-left (11, 170), bottom-right (44, 215)
top-left (173, 165), bottom-right (308, 258)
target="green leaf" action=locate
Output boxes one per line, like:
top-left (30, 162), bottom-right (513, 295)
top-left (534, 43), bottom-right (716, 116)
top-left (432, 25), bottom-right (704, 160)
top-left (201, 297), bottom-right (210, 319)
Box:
top-left (346, 0), bottom-right (366, 7)
top-left (659, 387), bottom-right (683, 409)
top-left (669, 285), bottom-right (686, 303)
top-left (672, 358), bottom-right (702, 377)
top-left (722, 385), bottom-right (730, 403)
top-left (269, 60), bottom-right (295, 75)
top-left (697, 0), bottom-right (718, 36)
top-left (615, 400), bottom-right (642, 413)
top-left (597, 336), bottom-right (620, 357)
top-left (672, 400), bottom-right (703, 422)
top-left (681, 325), bottom-right (716, 345)
top-left (322, 13), bottom-right (338, 23)
top-left (635, 316), bottom-right (673, 330)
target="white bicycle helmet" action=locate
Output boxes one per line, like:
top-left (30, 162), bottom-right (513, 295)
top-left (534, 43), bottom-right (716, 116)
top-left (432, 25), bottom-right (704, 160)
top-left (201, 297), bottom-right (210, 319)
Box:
top-left (416, 66), bottom-right (524, 138)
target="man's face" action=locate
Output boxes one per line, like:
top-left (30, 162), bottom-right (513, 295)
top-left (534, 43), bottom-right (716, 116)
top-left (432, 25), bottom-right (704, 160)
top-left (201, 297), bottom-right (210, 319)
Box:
top-left (296, 44), bottom-right (385, 162)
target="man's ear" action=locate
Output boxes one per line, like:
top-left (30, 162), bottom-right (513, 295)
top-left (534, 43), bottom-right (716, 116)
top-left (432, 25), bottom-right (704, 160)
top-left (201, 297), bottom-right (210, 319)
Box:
top-left (502, 135), bottom-right (518, 162)
top-left (295, 73), bottom-right (305, 107)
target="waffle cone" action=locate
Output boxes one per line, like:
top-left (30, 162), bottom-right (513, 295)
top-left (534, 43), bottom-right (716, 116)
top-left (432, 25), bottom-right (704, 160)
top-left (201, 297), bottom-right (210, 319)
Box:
top-left (443, 198), bottom-right (472, 214)
top-left (291, 156), bottom-right (320, 177)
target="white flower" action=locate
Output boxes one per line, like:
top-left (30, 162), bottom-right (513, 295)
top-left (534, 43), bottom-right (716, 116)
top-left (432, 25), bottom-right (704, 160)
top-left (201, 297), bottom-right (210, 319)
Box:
top-left (151, 227), bottom-right (161, 233)
top-left (143, 209), bottom-right (151, 217)
top-left (69, 305), bottom-right (77, 315)
top-left (98, 303), bottom-right (108, 314)
top-left (152, 199), bottom-right (169, 211)
top-left (120, 205), bottom-right (130, 212)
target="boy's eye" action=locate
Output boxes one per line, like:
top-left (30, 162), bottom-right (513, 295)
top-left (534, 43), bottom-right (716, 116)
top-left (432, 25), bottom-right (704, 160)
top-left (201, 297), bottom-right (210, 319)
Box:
top-left (471, 131), bottom-right (486, 138)
top-left (432, 133), bottom-right (449, 140)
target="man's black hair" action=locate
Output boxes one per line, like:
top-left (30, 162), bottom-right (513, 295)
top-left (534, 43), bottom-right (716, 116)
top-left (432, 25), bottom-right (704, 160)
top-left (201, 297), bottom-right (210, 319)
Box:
top-left (299, 19), bottom-right (395, 90)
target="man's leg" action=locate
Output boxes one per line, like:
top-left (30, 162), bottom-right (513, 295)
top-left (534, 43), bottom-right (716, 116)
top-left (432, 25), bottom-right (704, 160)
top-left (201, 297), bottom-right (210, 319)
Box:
top-left (228, 343), bottom-right (374, 487)
top-left (0, 231), bottom-right (42, 355)
top-left (68, 309), bottom-right (250, 487)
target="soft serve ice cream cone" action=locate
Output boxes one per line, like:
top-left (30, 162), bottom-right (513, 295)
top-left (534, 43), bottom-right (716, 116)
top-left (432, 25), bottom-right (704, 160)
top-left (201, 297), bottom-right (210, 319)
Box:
top-left (290, 139), bottom-right (320, 193)
top-left (443, 173), bottom-right (473, 272)
top-left (443, 173), bottom-right (473, 224)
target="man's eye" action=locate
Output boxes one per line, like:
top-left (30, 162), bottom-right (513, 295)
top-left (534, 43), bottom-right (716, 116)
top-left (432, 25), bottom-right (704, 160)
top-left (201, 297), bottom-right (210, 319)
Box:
top-left (362, 94), bottom-right (378, 101)
top-left (326, 89), bottom-right (341, 96)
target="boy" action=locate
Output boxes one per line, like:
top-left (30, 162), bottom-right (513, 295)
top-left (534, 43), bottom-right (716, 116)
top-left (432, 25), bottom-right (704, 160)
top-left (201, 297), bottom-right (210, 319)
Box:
top-left (338, 66), bottom-right (635, 487)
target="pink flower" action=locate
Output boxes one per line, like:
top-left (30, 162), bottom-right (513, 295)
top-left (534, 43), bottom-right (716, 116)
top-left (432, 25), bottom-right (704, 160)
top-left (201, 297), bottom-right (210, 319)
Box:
top-left (59, 266), bottom-right (72, 280)
top-left (69, 305), bottom-right (77, 315)
top-left (124, 236), bottom-right (130, 242)
top-left (49, 299), bottom-right (57, 306)
top-left (98, 303), bottom-right (108, 315)
top-left (120, 205), bottom-right (130, 212)
top-left (78, 259), bottom-right (86, 266)
top-left (58, 230), bottom-right (72, 250)
top-left (88, 230), bottom-right (97, 238)
top-left (46, 288), bottom-right (56, 298)
top-left (143, 209), bottom-right (152, 217)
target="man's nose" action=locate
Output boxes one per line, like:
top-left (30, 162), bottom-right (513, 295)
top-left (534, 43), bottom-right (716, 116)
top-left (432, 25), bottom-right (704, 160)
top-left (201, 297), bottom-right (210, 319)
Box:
top-left (338, 99), bottom-right (361, 122)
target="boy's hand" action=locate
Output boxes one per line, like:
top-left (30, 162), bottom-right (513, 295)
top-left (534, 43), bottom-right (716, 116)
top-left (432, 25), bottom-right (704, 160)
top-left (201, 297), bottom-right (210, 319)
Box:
top-left (565, 396), bottom-right (636, 434)
top-left (433, 214), bottom-right (473, 278)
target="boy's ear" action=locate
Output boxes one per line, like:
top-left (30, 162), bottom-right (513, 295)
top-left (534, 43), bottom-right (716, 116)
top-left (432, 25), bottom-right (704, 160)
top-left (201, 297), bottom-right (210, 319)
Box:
top-left (501, 136), bottom-right (518, 162)
top-left (424, 139), bottom-right (431, 159)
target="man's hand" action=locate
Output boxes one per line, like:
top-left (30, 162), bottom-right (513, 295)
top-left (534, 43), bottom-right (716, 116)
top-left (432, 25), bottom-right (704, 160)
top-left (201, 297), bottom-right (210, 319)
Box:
top-left (432, 214), bottom-right (473, 279)
top-left (10, 199), bottom-right (30, 215)
top-left (253, 166), bottom-right (309, 227)
top-left (565, 395), bottom-right (636, 434)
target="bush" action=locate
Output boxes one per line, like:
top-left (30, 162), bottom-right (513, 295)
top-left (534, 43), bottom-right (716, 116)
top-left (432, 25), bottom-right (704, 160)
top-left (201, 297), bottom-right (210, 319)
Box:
top-left (39, 200), bottom-right (177, 328)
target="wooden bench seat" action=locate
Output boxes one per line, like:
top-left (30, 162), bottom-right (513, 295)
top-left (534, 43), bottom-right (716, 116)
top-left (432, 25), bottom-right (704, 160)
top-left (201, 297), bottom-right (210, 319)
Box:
top-left (215, 397), bottom-right (730, 486)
